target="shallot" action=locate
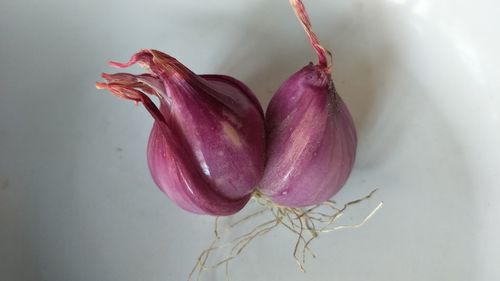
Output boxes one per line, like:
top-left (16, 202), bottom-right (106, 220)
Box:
top-left (258, 0), bottom-right (357, 207)
top-left (96, 49), bottom-right (265, 215)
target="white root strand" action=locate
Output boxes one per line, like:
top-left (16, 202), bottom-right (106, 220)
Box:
top-left (187, 189), bottom-right (382, 281)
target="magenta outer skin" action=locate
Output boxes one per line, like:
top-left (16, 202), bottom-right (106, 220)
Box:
top-left (98, 50), bottom-right (265, 216)
top-left (259, 63), bottom-right (357, 207)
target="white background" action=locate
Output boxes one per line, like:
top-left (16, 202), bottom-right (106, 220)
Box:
top-left (1, 0), bottom-right (499, 280)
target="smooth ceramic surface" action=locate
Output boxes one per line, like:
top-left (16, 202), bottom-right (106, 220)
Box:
top-left (1, 0), bottom-right (499, 280)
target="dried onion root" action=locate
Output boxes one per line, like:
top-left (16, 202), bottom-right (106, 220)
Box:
top-left (188, 190), bottom-right (383, 281)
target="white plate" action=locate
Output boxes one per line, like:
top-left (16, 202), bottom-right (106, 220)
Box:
top-left (1, 0), bottom-right (499, 280)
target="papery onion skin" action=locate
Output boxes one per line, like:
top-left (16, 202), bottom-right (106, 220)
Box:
top-left (96, 50), bottom-right (265, 215)
top-left (258, 0), bottom-right (357, 207)
top-left (259, 64), bottom-right (356, 207)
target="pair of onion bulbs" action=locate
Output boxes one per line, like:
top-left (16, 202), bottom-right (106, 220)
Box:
top-left (96, 0), bottom-right (357, 216)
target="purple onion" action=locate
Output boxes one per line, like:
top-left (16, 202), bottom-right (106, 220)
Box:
top-left (96, 50), bottom-right (265, 215)
top-left (258, 0), bottom-right (357, 207)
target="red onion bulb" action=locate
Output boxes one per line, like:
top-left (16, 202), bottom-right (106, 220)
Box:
top-left (258, 0), bottom-right (357, 207)
top-left (97, 50), bottom-right (265, 215)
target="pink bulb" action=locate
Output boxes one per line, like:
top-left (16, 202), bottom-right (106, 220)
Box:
top-left (97, 50), bottom-right (265, 215)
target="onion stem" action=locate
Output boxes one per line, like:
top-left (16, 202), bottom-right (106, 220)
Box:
top-left (289, 0), bottom-right (330, 69)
